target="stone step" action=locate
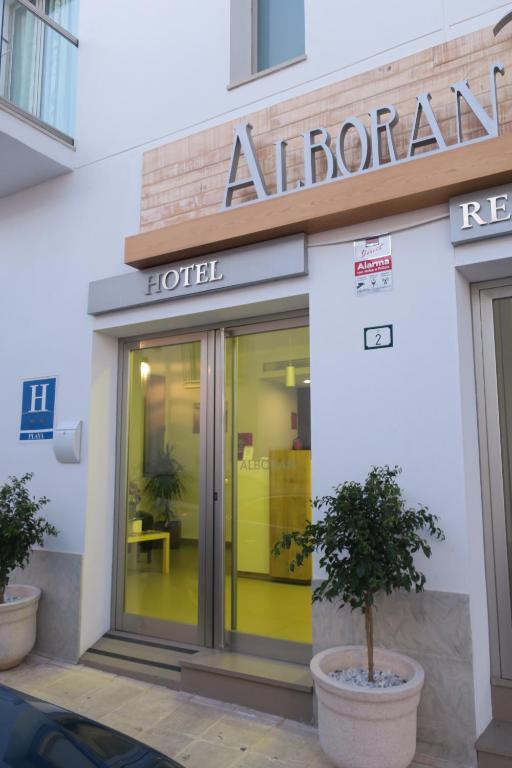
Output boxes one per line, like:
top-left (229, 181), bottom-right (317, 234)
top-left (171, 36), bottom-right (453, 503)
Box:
top-left (180, 650), bottom-right (314, 723)
top-left (80, 630), bottom-right (201, 689)
top-left (492, 683), bottom-right (512, 724)
top-left (477, 721), bottom-right (512, 768)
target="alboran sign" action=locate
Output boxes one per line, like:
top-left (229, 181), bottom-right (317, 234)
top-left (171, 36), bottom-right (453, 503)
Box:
top-left (223, 62), bottom-right (505, 209)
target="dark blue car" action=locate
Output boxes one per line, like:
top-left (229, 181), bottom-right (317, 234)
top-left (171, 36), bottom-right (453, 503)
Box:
top-left (0, 684), bottom-right (181, 767)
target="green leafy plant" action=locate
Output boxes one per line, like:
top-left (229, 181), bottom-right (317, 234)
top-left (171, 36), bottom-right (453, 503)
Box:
top-left (128, 480), bottom-right (142, 519)
top-left (144, 445), bottom-right (185, 522)
top-left (272, 466), bottom-right (444, 682)
top-left (0, 473), bottom-right (58, 604)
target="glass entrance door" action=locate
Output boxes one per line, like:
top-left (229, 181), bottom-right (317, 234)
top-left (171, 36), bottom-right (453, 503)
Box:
top-left (115, 320), bottom-right (312, 660)
top-left (475, 286), bottom-right (512, 680)
top-left (222, 324), bottom-right (312, 663)
top-left (115, 333), bottom-right (210, 645)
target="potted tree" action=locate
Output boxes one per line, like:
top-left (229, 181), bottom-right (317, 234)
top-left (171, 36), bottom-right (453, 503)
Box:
top-left (0, 473), bottom-right (57, 670)
top-left (273, 466), bottom-right (444, 768)
top-left (145, 445), bottom-right (185, 550)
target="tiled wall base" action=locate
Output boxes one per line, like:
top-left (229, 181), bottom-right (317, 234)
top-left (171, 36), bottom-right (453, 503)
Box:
top-left (313, 589), bottom-right (476, 767)
top-left (10, 550), bottom-right (82, 663)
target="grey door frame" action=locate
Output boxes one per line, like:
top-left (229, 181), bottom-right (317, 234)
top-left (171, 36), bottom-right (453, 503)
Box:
top-left (217, 317), bottom-right (313, 665)
top-left (113, 329), bottom-right (214, 646)
top-left (473, 279), bottom-right (512, 680)
top-left (113, 313), bottom-right (312, 663)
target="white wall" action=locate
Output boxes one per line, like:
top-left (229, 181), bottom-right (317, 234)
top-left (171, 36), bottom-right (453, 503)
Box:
top-left (70, 0), bottom-right (512, 169)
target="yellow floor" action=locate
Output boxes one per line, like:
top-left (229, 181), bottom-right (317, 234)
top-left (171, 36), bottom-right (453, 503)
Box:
top-left (125, 541), bottom-right (312, 644)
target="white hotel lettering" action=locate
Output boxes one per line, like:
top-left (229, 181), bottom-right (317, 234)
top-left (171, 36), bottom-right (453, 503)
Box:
top-left (460, 194), bottom-right (512, 230)
top-left (146, 260), bottom-right (224, 296)
top-left (223, 62), bottom-right (505, 209)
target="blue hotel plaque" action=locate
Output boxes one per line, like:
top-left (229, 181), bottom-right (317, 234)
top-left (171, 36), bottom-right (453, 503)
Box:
top-left (19, 377), bottom-right (57, 441)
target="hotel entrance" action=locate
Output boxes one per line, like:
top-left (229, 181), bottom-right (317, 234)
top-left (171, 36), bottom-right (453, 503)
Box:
top-left (113, 317), bottom-right (312, 662)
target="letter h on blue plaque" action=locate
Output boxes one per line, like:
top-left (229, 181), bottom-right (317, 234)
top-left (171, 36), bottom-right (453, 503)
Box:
top-left (19, 377), bottom-right (56, 441)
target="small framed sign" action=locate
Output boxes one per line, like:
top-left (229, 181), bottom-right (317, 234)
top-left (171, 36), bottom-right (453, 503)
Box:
top-left (364, 325), bottom-right (393, 350)
top-left (19, 376), bottom-right (57, 441)
top-left (354, 235), bottom-right (393, 294)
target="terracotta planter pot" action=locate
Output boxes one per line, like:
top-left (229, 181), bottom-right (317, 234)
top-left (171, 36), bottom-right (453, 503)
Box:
top-left (0, 585), bottom-right (41, 670)
top-left (310, 646), bottom-right (424, 768)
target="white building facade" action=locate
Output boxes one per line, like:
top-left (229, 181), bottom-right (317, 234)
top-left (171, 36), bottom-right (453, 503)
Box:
top-left (2, 2), bottom-right (512, 765)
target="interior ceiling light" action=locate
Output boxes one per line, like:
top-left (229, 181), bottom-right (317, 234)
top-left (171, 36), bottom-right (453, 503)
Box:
top-left (140, 360), bottom-right (151, 380)
top-left (303, 379), bottom-right (311, 384)
top-left (286, 365), bottom-right (296, 387)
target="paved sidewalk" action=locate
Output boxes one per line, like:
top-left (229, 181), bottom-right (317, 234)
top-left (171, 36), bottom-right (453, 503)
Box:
top-left (0, 655), bottom-right (458, 768)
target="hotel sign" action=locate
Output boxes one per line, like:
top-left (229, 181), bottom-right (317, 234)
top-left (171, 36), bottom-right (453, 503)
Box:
top-left (223, 62), bottom-right (505, 209)
top-left (450, 184), bottom-right (512, 245)
top-left (19, 377), bottom-right (57, 441)
top-left (89, 235), bottom-right (307, 315)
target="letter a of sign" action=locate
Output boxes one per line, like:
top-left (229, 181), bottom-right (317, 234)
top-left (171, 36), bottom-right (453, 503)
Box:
top-left (450, 62), bottom-right (504, 142)
top-left (223, 123), bottom-right (269, 208)
top-left (407, 93), bottom-right (447, 158)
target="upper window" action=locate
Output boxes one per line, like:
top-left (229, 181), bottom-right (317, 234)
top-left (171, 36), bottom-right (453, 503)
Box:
top-left (230, 0), bottom-right (305, 87)
top-left (256, 0), bottom-right (305, 72)
top-left (0, 0), bottom-right (79, 139)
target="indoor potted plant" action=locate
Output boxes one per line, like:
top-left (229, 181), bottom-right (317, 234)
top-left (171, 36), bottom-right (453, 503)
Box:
top-left (145, 445), bottom-right (185, 549)
top-left (0, 473), bottom-right (57, 670)
top-left (273, 465), bottom-right (444, 768)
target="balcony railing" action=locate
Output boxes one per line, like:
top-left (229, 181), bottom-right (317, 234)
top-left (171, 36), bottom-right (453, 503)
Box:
top-left (0, 0), bottom-right (78, 143)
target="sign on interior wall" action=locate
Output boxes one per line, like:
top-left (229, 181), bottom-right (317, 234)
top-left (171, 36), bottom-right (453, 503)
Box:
top-left (354, 235), bottom-right (392, 294)
top-left (19, 377), bottom-right (57, 441)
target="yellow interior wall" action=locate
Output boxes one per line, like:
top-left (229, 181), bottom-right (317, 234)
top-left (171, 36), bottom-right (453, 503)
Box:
top-left (233, 328), bottom-right (309, 576)
top-left (237, 461), bottom-right (270, 573)
top-left (127, 344), bottom-right (201, 538)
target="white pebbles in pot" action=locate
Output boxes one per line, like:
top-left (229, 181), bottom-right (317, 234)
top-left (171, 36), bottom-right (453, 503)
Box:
top-left (328, 667), bottom-right (407, 688)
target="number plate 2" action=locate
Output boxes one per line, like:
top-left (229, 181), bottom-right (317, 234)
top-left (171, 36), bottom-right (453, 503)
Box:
top-left (364, 325), bottom-right (393, 350)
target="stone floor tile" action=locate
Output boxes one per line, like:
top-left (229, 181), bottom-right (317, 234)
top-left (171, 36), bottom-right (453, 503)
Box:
top-left (302, 755), bottom-right (335, 768)
top-left (233, 705), bottom-right (285, 726)
top-left (73, 665), bottom-right (117, 685)
top-left (157, 700), bottom-right (225, 737)
top-left (234, 754), bottom-right (290, 768)
top-left (34, 670), bottom-right (111, 704)
top-left (142, 728), bottom-right (195, 758)
top-left (189, 694), bottom-right (237, 712)
top-left (176, 738), bottom-right (243, 768)
top-left (201, 712), bottom-right (272, 749)
top-left (96, 687), bottom-right (182, 733)
top-left (279, 718), bottom-right (318, 736)
top-left (99, 711), bottom-right (144, 737)
top-left (0, 661), bottom-right (73, 690)
top-left (252, 728), bottom-right (326, 766)
top-left (67, 678), bottom-right (151, 719)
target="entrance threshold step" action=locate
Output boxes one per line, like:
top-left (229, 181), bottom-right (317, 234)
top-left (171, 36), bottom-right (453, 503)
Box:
top-left (477, 721), bottom-right (512, 768)
top-left (80, 631), bottom-right (200, 689)
top-left (181, 650), bottom-right (313, 723)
